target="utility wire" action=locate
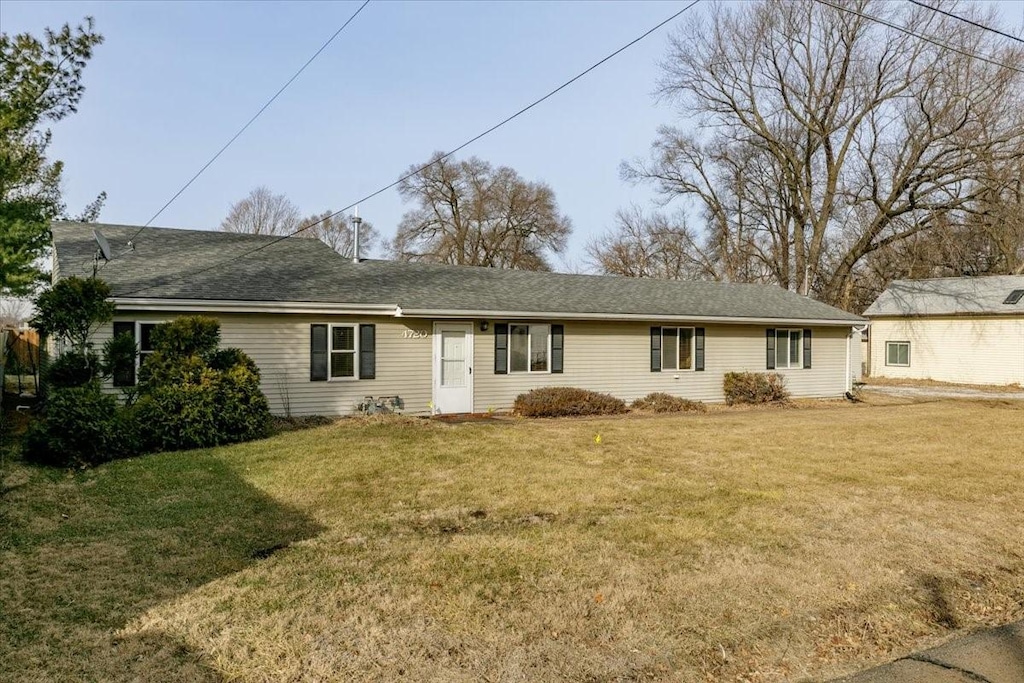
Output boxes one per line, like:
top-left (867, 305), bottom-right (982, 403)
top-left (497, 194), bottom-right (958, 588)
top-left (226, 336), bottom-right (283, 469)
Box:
top-left (117, 0), bottom-right (702, 298)
top-left (812, 0), bottom-right (1024, 76)
top-left (104, 0), bottom-right (371, 268)
top-left (906, 0), bottom-right (1024, 47)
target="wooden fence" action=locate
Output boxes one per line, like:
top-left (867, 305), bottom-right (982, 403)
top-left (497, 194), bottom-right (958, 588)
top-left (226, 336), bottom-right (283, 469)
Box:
top-left (2, 328), bottom-right (41, 396)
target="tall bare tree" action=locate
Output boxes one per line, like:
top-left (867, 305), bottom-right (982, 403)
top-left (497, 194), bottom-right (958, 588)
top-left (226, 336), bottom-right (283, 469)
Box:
top-left (622, 0), bottom-right (1024, 309)
top-left (298, 211), bottom-right (379, 259)
top-left (390, 153), bottom-right (572, 270)
top-left (586, 206), bottom-right (712, 280)
top-left (221, 186), bottom-right (300, 236)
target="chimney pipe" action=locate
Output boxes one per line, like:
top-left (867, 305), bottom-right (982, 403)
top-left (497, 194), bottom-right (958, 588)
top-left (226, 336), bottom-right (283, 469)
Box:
top-left (352, 205), bottom-right (362, 264)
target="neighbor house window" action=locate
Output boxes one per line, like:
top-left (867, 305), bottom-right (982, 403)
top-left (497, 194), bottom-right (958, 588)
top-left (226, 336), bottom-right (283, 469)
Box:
top-left (509, 324), bottom-right (549, 373)
top-left (886, 341), bottom-right (910, 367)
top-left (661, 327), bottom-right (695, 371)
top-left (775, 329), bottom-right (802, 369)
top-left (330, 324), bottom-right (357, 379)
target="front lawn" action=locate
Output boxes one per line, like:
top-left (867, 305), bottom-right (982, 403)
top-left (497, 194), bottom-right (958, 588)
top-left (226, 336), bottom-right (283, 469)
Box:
top-left (2, 398), bottom-right (1023, 681)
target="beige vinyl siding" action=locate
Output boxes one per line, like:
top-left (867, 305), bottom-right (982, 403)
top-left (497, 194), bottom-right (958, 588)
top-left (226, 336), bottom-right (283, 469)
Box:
top-left (93, 313), bottom-right (434, 417)
top-left (474, 322), bottom-right (851, 412)
top-left (869, 316), bottom-right (1024, 386)
top-left (92, 313), bottom-right (854, 416)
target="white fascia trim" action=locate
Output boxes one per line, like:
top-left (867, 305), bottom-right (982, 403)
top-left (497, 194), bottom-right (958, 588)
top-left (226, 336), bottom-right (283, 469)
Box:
top-left (398, 308), bottom-right (866, 327)
top-left (112, 298), bottom-right (866, 327)
top-left (113, 297), bottom-right (399, 316)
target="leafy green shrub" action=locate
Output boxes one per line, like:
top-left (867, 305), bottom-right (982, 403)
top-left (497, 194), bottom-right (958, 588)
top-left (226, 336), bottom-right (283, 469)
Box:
top-left (723, 372), bottom-right (790, 405)
top-left (150, 315), bottom-right (220, 358)
top-left (514, 387), bottom-right (627, 418)
top-left (31, 277), bottom-right (115, 350)
top-left (132, 316), bottom-right (271, 452)
top-left (209, 347), bottom-right (258, 374)
top-left (101, 331), bottom-right (138, 386)
top-left (23, 385), bottom-right (135, 467)
top-left (43, 351), bottom-right (101, 388)
top-left (631, 392), bottom-right (706, 413)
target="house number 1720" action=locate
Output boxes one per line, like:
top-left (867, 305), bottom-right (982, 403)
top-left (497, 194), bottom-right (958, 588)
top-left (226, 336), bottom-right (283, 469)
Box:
top-left (401, 329), bottom-right (429, 339)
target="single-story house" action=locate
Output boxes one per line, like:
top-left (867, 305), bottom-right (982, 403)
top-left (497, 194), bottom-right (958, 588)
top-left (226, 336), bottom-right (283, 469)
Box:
top-left (864, 275), bottom-right (1024, 386)
top-left (52, 221), bottom-right (866, 416)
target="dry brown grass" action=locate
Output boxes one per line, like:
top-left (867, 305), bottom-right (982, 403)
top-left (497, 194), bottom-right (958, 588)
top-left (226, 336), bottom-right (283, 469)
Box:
top-left (3, 396), bottom-right (1023, 682)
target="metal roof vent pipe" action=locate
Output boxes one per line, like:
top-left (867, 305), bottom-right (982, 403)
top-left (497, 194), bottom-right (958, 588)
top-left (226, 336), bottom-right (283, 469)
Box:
top-left (351, 206), bottom-right (362, 264)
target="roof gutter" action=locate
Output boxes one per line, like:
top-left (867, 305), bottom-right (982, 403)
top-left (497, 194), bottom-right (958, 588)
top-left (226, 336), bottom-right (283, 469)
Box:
top-left (112, 298), bottom-right (866, 326)
top-left (113, 297), bottom-right (400, 316)
top-left (392, 307), bottom-right (865, 326)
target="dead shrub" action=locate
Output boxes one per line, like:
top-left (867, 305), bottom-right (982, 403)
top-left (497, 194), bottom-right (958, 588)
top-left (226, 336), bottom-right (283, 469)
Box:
top-left (514, 387), bottom-right (627, 418)
top-left (631, 392), bottom-right (707, 413)
top-left (723, 372), bottom-right (790, 405)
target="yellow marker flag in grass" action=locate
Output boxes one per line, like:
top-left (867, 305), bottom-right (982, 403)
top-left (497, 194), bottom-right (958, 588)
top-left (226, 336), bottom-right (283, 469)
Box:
top-left (594, 434), bottom-right (602, 445)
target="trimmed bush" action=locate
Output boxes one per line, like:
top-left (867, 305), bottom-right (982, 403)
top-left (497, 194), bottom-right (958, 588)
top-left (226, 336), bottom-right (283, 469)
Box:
top-left (132, 316), bottom-right (272, 452)
top-left (723, 372), bottom-right (790, 405)
top-left (23, 385), bottom-right (135, 467)
top-left (101, 331), bottom-right (139, 386)
top-left (43, 351), bottom-right (101, 389)
top-left (150, 315), bottom-right (220, 358)
top-left (514, 387), bottom-right (627, 418)
top-left (631, 392), bottom-right (706, 413)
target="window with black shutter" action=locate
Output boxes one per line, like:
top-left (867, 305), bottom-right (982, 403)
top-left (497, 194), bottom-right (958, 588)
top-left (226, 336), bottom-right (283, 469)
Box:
top-left (310, 324), bottom-right (328, 381)
top-left (359, 324), bottom-right (376, 379)
top-left (112, 321), bottom-right (136, 387)
top-left (551, 324), bottom-right (564, 373)
top-left (494, 323), bottom-right (508, 374)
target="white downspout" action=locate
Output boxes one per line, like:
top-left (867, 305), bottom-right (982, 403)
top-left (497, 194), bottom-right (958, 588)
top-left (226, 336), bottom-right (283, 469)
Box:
top-left (847, 324), bottom-right (869, 393)
top-left (845, 328), bottom-right (851, 394)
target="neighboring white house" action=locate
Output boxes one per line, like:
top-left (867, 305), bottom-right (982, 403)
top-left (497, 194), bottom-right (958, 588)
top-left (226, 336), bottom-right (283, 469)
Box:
top-left (864, 275), bottom-right (1024, 386)
top-left (52, 222), bottom-right (867, 416)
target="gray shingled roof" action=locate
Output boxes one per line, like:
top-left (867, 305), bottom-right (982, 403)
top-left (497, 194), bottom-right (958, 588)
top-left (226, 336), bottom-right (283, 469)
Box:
top-left (52, 222), bottom-right (864, 323)
top-left (864, 275), bottom-right (1024, 317)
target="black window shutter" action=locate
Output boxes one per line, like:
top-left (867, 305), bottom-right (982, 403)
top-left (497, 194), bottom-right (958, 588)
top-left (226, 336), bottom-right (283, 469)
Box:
top-left (112, 321), bottom-right (136, 387)
top-left (359, 324), bottom-right (376, 379)
top-left (803, 328), bottom-right (812, 369)
top-left (694, 327), bottom-right (705, 371)
top-left (310, 324), bottom-right (328, 381)
top-left (551, 324), bottom-right (564, 373)
top-left (494, 323), bottom-right (508, 374)
top-left (766, 328), bottom-right (776, 370)
top-left (650, 326), bottom-right (662, 372)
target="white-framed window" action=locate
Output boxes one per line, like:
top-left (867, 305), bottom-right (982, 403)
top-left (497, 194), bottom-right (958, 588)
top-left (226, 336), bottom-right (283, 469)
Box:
top-left (137, 321), bottom-right (160, 371)
top-left (661, 327), bottom-right (695, 371)
top-left (885, 341), bottom-right (910, 367)
top-left (330, 324), bottom-right (358, 379)
top-left (509, 324), bottom-right (550, 373)
top-left (110, 320), bottom-right (163, 386)
top-left (775, 329), bottom-right (802, 369)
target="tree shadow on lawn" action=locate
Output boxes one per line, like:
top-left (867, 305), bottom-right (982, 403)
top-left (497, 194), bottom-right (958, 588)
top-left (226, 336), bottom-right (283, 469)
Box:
top-left (0, 449), bottom-right (324, 682)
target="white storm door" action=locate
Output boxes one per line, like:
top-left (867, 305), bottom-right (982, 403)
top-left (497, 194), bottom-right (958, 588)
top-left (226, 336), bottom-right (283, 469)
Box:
top-left (433, 323), bottom-right (474, 414)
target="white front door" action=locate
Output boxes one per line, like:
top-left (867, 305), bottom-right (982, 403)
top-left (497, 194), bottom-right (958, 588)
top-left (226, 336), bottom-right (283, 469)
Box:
top-left (433, 322), bottom-right (474, 414)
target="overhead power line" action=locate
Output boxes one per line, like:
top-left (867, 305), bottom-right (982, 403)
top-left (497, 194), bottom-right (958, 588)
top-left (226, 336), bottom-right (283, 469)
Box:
top-left (117, 0), bottom-right (703, 298)
top-left (906, 0), bottom-right (1024, 47)
top-left (105, 0), bottom-right (371, 267)
top-left (812, 0), bottom-right (1024, 76)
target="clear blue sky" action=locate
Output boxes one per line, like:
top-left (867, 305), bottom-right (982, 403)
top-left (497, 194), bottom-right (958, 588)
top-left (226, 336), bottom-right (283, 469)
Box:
top-left (3, 0), bottom-right (1023, 268)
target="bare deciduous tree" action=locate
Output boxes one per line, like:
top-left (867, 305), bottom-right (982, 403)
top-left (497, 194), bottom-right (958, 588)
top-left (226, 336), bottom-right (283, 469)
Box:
top-left (586, 206), bottom-right (713, 280)
top-left (623, 0), bottom-right (1024, 309)
top-left (0, 296), bottom-right (32, 328)
top-left (298, 211), bottom-right (378, 259)
top-left (221, 186), bottom-right (300, 236)
top-left (390, 153), bottom-right (572, 270)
